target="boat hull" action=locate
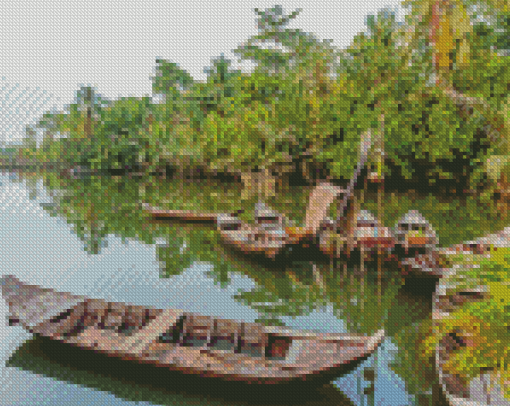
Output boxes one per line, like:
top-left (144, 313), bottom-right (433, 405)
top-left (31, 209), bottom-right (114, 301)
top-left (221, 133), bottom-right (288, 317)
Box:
top-left (218, 226), bottom-right (287, 259)
top-left (2, 275), bottom-right (385, 385)
top-left (433, 281), bottom-right (510, 405)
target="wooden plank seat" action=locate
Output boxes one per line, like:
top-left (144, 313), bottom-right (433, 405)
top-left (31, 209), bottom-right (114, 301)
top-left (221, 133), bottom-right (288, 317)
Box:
top-left (99, 302), bottom-right (127, 330)
top-left (65, 307), bottom-right (168, 356)
top-left (65, 305), bottom-right (157, 355)
top-left (34, 299), bottom-right (107, 339)
top-left (34, 300), bottom-right (85, 338)
top-left (116, 305), bottom-right (160, 336)
top-left (238, 323), bottom-right (267, 358)
top-left (92, 302), bottom-right (156, 334)
top-left (127, 309), bottom-right (182, 357)
top-left (180, 314), bottom-right (215, 347)
top-left (208, 319), bottom-right (241, 352)
top-left (83, 299), bottom-right (110, 328)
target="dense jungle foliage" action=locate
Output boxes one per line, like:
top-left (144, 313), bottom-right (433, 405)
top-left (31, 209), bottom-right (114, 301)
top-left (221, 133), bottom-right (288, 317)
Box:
top-left (5, 1), bottom-right (507, 196)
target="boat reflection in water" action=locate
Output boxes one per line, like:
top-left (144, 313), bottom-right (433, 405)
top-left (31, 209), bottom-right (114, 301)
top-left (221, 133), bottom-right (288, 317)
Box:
top-left (318, 210), bottom-right (395, 260)
top-left (7, 336), bottom-right (356, 406)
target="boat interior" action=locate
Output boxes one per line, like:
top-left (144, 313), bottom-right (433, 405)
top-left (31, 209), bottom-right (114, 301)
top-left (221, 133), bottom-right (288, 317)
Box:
top-left (39, 299), bottom-right (162, 339)
top-left (216, 215), bottom-right (243, 231)
top-left (397, 222), bottom-right (428, 233)
top-left (43, 301), bottom-right (298, 362)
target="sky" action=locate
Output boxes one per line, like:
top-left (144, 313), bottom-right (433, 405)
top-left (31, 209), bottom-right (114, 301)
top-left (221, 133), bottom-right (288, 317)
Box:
top-left (0, 0), bottom-right (408, 145)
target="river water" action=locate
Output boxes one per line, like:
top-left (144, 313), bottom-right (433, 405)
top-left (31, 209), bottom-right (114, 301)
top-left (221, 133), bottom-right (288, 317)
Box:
top-left (2, 170), bottom-right (502, 406)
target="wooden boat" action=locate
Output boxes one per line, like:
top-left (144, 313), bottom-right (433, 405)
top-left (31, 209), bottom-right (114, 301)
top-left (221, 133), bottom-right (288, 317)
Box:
top-left (1, 275), bottom-right (385, 386)
top-left (393, 210), bottom-right (438, 255)
top-left (254, 202), bottom-right (285, 228)
top-left (397, 249), bottom-right (449, 278)
top-left (440, 226), bottom-right (510, 257)
top-left (217, 224), bottom-right (288, 259)
top-left (402, 224), bottom-right (510, 279)
top-left (433, 280), bottom-right (510, 405)
top-left (216, 204), bottom-right (291, 259)
top-left (319, 210), bottom-right (396, 259)
top-left (142, 203), bottom-right (235, 223)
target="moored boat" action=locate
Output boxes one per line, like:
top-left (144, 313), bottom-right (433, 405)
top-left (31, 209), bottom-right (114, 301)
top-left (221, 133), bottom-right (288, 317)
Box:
top-left (216, 204), bottom-right (290, 259)
top-left (352, 210), bottom-right (396, 250)
top-left (440, 226), bottom-right (510, 257)
top-left (433, 280), bottom-right (510, 405)
top-left (143, 203), bottom-right (227, 223)
top-left (397, 249), bottom-right (448, 278)
top-left (254, 202), bottom-right (285, 230)
top-left (1, 275), bottom-right (385, 386)
top-left (318, 210), bottom-right (395, 259)
top-left (393, 210), bottom-right (438, 255)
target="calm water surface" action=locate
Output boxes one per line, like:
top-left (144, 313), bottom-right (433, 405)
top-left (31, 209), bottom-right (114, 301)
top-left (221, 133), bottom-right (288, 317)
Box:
top-left (1, 170), bottom-right (494, 406)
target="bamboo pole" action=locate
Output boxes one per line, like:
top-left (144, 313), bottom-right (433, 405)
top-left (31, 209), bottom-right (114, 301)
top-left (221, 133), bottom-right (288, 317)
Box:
top-left (360, 245), bottom-right (365, 312)
top-left (335, 129), bottom-right (373, 227)
top-left (312, 262), bottom-right (326, 301)
top-left (377, 114), bottom-right (385, 303)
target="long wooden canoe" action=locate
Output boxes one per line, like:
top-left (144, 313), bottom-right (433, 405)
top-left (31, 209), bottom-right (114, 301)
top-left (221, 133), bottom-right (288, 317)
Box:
top-left (433, 282), bottom-right (510, 405)
top-left (218, 227), bottom-right (288, 259)
top-left (216, 213), bottom-right (289, 259)
top-left (215, 208), bottom-right (293, 259)
top-left (397, 250), bottom-right (450, 279)
top-left (404, 226), bottom-right (510, 279)
top-left (142, 203), bottom-right (231, 223)
top-left (1, 275), bottom-right (385, 386)
top-left (439, 226), bottom-right (510, 257)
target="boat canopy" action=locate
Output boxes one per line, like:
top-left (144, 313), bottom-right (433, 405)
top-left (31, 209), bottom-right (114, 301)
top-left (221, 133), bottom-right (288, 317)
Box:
top-left (356, 210), bottom-right (379, 227)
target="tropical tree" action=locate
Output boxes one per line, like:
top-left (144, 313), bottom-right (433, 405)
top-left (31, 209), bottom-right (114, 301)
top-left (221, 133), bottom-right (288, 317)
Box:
top-left (94, 96), bottom-right (152, 171)
top-left (231, 5), bottom-right (365, 183)
top-left (400, 0), bottom-right (510, 188)
top-left (35, 86), bottom-right (110, 167)
top-left (329, 2), bottom-right (510, 192)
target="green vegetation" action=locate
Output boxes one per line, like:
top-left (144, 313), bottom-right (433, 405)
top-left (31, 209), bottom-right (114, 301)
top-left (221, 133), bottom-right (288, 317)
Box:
top-left (427, 247), bottom-right (510, 398)
top-left (1, 2), bottom-right (502, 197)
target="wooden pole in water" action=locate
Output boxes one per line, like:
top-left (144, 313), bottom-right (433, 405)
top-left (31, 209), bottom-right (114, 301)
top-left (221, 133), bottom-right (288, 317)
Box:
top-left (377, 114), bottom-right (385, 303)
top-left (360, 245), bottom-right (365, 312)
top-left (359, 174), bottom-right (366, 313)
top-left (346, 191), bottom-right (358, 256)
top-left (312, 262), bottom-right (326, 301)
top-left (335, 128), bottom-right (373, 227)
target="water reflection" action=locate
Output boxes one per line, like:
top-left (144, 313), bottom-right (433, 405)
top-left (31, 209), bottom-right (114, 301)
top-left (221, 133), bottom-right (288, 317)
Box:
top-left (7, 336), bottom-right (355, 406)
top-left (0, 171), bottom-right (475, 405)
